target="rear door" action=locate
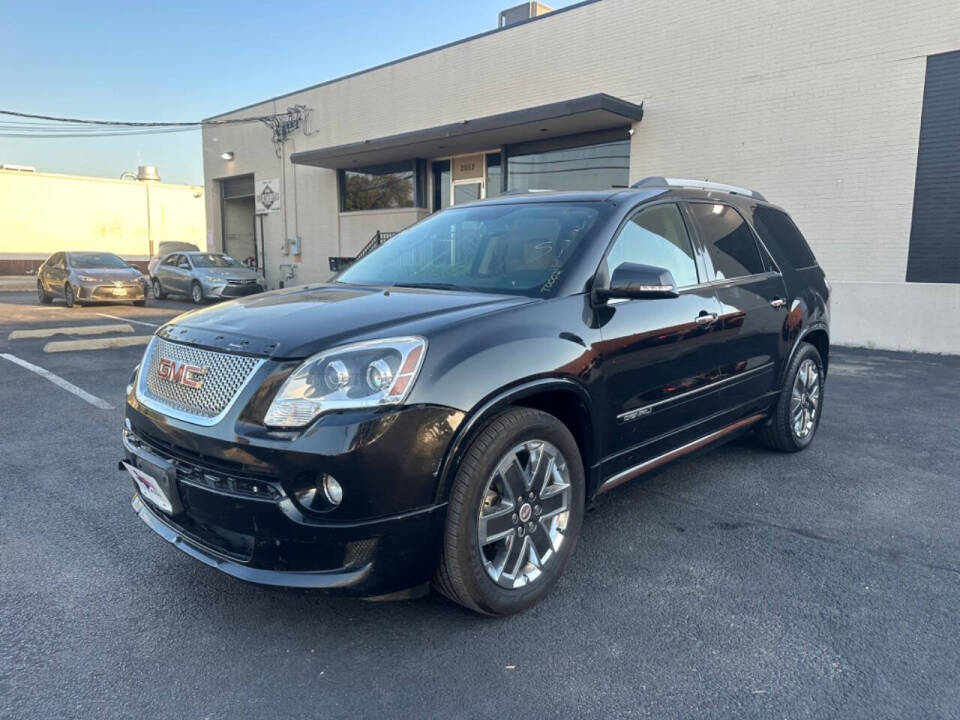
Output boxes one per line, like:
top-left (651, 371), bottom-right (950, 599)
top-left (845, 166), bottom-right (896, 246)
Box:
top-left (157, 254), bottom-right (181, 293)
top-left (684, 201), bottom-right (790, 411)
top-left (597, 202), bottom-right (725, 474)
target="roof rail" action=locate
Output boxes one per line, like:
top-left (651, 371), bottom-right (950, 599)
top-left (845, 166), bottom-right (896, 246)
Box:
top-left (632, 176), bottom-right (766, 201)
top-left (500, 187), bottom-right (555, 195)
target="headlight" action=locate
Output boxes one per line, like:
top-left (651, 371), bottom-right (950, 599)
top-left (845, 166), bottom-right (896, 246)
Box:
top-left (78, 275), bottom-right (97, 282)
top-left (263, 337), bottom-right (426, 428)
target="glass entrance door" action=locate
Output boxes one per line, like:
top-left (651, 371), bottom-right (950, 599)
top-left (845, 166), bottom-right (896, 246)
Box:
top-left (452, 181), bottom-right (483, 205)
top-left (450, 153), bottom-right (485, 207)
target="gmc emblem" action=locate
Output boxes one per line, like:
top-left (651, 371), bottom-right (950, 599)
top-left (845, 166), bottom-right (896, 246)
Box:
top-left (157, 358), bottom-right (208, 389)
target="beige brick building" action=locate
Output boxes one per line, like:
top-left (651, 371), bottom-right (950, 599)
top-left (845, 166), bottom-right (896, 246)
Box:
top-left (202, 0), bottom-right (960, 353)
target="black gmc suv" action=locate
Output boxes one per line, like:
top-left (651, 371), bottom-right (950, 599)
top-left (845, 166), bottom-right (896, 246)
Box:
top-left (120, 177), bottom-right (829, 616)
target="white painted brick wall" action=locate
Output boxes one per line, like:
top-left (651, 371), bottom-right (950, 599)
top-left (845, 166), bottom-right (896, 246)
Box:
top-left (203, 0), bottom-right (960, 352)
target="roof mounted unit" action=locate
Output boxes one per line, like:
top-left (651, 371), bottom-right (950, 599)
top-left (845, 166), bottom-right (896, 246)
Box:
top-left (499, 2), bottom-right (554, 28)
top-left (632, 176), bottom-right (766, 201)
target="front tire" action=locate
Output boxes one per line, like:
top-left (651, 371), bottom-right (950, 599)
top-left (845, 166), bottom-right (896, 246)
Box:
top-left (759, 342), bottom-right (825, 452)
top-left (64, 283), bottom-right (77, 308)
top-left (190, 281), bottom-right (204, 305)
top-left (151, 278), bottom-right (166, 300)
top-left (37, 282), bottom-right (52, 304)
top-left (434, 407), bottom-right (585, 616)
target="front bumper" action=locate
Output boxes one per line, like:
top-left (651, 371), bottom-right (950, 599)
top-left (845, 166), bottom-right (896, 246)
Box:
top-left (122, 393), bottom-right (462, 595)
top-left (202, 279), bottom-right (263, 298)
top-left (77, 282), bottom-right (146, 301)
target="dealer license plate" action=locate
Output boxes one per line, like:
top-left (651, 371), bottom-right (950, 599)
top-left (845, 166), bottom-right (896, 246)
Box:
top-left (122, 461), bottom-right (173, 514)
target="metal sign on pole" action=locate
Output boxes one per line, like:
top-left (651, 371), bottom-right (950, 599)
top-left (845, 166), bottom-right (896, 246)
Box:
top-left (255, 178), bottom-right (280, 215)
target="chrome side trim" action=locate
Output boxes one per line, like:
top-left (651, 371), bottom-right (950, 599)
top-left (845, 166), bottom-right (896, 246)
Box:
top-left (616, 362), bottom-right (774, 424)
top-left (598, 412), bottom-right (766, 494)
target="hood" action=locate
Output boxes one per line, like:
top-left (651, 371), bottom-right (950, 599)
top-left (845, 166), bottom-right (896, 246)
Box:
top-left (158, 283), bottom-right (532, 358)
top-left (74, 267), bottom-right (142, 281)
top-left (195, 266), bottom-right (260, 281)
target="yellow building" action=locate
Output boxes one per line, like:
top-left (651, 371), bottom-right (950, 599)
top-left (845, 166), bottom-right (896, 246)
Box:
top-left (0, 167), bottom-right (206, 274)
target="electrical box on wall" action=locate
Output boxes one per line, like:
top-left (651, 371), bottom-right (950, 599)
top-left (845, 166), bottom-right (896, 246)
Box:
top-left (284, 236), bottom-right (301, 256)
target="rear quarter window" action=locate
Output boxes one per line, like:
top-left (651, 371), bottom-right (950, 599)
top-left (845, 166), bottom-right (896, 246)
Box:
top-left (752, 206), bottom-right (818, 269)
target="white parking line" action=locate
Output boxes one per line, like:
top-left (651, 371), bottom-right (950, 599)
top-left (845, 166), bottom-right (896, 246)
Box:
top-left (95, 313), bottom-right (162, 328)
top-left (9, 323), bottom-right (134, 340)
top-left (43, 336), bottom-right (152, 353)
top-left (0, 353), bottom-right (114, 410)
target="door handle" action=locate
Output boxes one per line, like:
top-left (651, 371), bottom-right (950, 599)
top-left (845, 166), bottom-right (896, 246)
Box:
top-left (695, 312), bottom-right (718, 326)
top-left (770, 298), bottom-right (787, 309)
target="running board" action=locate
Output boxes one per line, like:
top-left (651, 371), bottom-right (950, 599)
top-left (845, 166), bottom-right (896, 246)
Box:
top-left (597, 413), bottom-right (766, 495)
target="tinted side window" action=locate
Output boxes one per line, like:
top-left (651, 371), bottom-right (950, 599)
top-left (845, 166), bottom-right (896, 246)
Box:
top-left (606, 203), bottom-right (699, 287)
top-left (752, 206), bottom-right (818, 269)
top-left (688, 203), bottom-right (765, 280)
top-left (163, 254), bottom-right (180, 267)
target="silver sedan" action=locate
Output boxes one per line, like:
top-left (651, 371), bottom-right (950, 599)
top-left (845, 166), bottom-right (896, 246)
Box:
top-left (37, 251), bottom-right (148, 307)
top-left (150, 251), bottom-right (263, 304)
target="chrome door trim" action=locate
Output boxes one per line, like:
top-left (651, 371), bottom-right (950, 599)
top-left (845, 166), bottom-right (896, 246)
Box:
top-left (616, 362), bottom-right (774, 424)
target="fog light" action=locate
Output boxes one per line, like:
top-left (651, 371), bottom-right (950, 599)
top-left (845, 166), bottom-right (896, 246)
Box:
top-left (321, 474), bottom-right (343, 506)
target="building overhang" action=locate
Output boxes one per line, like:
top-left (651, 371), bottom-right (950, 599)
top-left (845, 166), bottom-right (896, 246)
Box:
top-left (289, 93), bottom-right (643, 170)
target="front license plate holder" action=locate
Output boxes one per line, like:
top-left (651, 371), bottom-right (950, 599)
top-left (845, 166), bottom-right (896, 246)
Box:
top-left (122, 448), bottom-right (183, 515)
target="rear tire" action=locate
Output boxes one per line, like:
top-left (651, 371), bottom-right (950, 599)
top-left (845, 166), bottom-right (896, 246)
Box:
top-left (759, 342), bottom-right (824, 452)
top-left (190, 281), bottom-right (204, 305)
top-left (37, 282), bottom-right (52, 304)
top-left (151, 278), bottom-right (166, 300)
top-left (433, 407), bottom-right (585, 616)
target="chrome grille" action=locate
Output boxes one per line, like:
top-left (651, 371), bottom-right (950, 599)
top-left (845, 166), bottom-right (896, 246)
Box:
top-left (139, 337), bottom-right (262, 422)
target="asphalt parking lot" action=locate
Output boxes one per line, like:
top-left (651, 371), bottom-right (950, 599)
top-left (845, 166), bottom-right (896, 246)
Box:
top-left (2, 289), bottom-right (959, 719)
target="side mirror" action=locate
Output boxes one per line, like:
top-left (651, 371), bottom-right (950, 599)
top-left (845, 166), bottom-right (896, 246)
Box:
top-left (600, 262), bottom-right (679, 300)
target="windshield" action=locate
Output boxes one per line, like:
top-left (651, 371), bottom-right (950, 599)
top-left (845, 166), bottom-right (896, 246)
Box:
top-left (69, 252), bottom-right (129, 269)
top-left (337, 202), bottom-right (605, 297)
top-left (191, 253), bottom-right (243, 268)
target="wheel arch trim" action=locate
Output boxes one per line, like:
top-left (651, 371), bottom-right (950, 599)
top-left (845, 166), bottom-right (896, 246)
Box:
top-left (433, 377), bottom-right (596, 505)
top-left (782, 323), bottom-right (830, 387)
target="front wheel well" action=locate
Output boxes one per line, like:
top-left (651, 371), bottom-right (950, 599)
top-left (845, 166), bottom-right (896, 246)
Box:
top-left (511, 389), bottom-right (594, 478)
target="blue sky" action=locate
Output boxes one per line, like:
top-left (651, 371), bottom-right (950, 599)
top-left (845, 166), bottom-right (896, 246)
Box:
top-left (0, 0), bottom-right (577, 185)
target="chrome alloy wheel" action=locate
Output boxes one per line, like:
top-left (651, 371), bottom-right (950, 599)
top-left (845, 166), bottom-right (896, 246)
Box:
top-left (791, 358), bottom-right (821, 440)
top-left (477, 440), bottom-right (571, 589)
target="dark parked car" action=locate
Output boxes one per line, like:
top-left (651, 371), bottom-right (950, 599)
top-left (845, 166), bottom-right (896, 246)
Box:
top-left (38, 251), bottom-right (148, 307)
top-left (120, 177), bottom-right (830, 615)
top-left (151, 251), bottom-right (263, 304)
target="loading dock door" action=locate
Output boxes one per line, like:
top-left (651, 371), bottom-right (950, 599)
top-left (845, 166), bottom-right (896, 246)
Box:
top-left (220, 176), bottom-right (256, 266)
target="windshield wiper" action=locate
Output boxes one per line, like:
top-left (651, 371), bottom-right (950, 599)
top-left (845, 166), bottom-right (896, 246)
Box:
top-left (392, 282), bottom-right (462, 291)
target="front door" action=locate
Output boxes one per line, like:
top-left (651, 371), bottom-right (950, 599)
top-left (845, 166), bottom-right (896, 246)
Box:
top-left (450, 153), bottom-right (486, 206)
top-left (684, 201), bottom-right (789, 412)
top-left (452, 182), bottom-right (483, 205)
top-left (157, 254), bottom-right (184, 294)
top-left (596, 202), bottom-right (724, 476)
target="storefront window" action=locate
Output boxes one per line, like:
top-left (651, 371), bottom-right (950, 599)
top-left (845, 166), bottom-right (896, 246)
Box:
top-left (486, 153), bottom-right (502, 198)
top-left (340, 161), bottom-right (424, 211)
top-left (506, 135), bottom-right (630, 192)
